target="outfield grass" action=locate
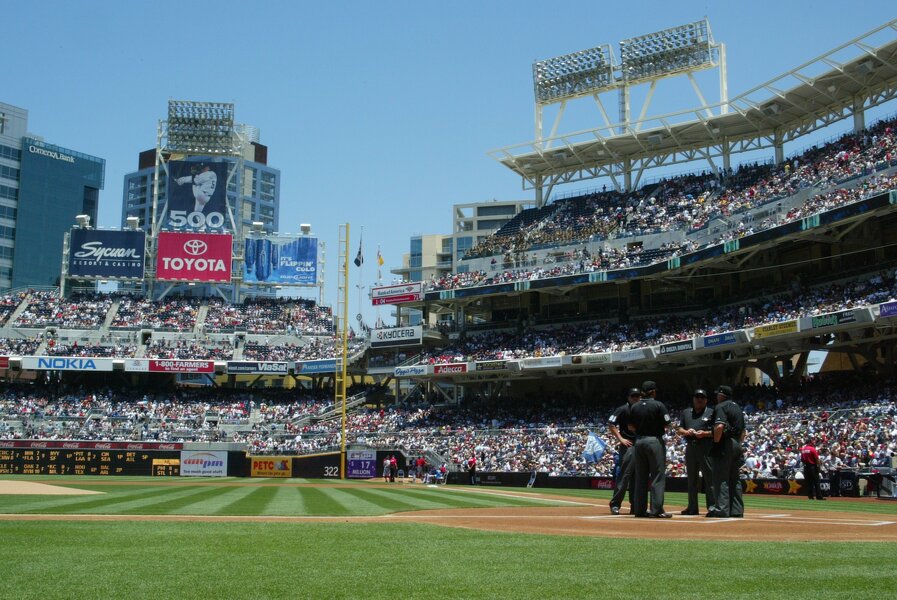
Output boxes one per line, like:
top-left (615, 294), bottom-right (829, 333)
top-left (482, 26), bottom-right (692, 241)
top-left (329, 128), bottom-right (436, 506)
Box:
top-left (2, 477), bottom-right (896, 599)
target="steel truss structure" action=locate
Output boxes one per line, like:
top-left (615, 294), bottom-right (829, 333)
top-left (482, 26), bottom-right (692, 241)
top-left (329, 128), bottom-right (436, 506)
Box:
top-left (493, 19), bottom-right (897, 206)
top-left (149, 100), bottom-right (245, 301)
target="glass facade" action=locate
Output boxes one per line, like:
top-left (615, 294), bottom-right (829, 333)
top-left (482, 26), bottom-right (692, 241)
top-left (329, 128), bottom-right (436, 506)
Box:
top-left (13, 138), bottom-right (105, 288)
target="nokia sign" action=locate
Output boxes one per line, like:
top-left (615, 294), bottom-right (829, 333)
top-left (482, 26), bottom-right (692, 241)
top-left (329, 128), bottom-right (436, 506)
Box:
top-left (21, 357), bottom-right (114, 371)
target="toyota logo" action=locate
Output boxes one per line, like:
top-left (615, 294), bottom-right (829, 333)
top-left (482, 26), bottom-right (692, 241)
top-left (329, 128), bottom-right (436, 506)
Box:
top-left (184, 239), bottom-right (208, 256)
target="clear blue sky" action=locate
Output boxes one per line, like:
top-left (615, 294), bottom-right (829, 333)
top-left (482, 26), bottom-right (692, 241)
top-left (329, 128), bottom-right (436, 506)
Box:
top-left (6, 1), bottom-right (896, 324)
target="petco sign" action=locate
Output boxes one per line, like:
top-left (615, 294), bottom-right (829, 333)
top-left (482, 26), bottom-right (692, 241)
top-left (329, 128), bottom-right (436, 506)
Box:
top-left (156, 232), bottom-right (232, 282)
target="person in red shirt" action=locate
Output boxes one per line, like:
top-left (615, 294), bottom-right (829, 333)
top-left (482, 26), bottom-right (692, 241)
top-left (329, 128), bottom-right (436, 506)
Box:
top-left (467, 455), bottom-right (477, 485)
top-left (800, 440), bottom-right (826, 500)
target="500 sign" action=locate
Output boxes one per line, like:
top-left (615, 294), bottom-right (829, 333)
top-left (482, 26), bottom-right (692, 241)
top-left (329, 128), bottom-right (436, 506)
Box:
top-left (168, 210), bottom-right (226, 230)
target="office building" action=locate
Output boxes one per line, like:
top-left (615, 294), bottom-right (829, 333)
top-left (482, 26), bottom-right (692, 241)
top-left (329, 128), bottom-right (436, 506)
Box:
top-left (0, 101), bottom-right (105, 290)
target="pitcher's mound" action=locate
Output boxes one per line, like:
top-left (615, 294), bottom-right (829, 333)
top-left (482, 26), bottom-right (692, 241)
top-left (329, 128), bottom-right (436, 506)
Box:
top-left (0, 480), bottom-right (102, 495)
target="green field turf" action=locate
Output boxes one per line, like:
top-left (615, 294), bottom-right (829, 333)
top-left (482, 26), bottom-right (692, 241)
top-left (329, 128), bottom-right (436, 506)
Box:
top-left (1, 477), bottom-right (896, 599)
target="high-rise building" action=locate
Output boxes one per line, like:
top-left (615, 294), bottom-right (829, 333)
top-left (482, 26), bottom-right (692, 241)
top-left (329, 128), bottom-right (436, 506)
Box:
top-left (0, 101), bottom-right (105, 290)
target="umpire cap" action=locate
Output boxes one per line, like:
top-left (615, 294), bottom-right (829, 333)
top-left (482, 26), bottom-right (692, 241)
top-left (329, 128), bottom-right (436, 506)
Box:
top-left (641, 380), bottom-right (657, 394)
top-left (715, 385), bottom-right (733, 398)
top-left (693, 389), bottom-right (708, 398)
top-left (627, 388), bottom-right (642, 397)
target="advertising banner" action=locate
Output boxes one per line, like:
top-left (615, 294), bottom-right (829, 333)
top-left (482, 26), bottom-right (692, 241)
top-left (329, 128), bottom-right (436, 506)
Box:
top-left (165, 160), bottom-right (230, 232)
top-left (155, 232), bottom-right (232, 282)
top-left (613, 348), bottom-right (654, 362)
top-left (21, 356), bottom-right (114, 371)
top-left (474, 360), bottom-right (507, 372)
top-left (880, 301), bottom-right (897, 318)
top-left (226, 361), bottom-right (289, 375)
top-left (520, 356), bottom-right (563, 369)
top-left (125, 359), bottom-right (215, 373)
top-left (370, 326), bottom-right (422, 348)
top-left (371, 282), bottom-right (423, 305)
top-left (0, 357), bottom-right (8, 369)
top-left (802, 308), bottom-right (872, 330)
top-left (394, 365), bottom-right (428, 377)
top-left (250, 456), bottom-right (292, 478)
top-left (433, 363), bottom-right (468, 375)
top-left (0, 440), bottom-right (182, 450)
top-left (347, 449), bottom-right (378, 479)
top-left (753, 320), bottom-right (799, 339)
top-left (179, 450), bottom-right (227, 477)
top-left (294, 359), bottom-right (337, 374)
top-left (243, 236), bottom-right (318, 285)
top-left (571, 353), bottom-right (612, 365)
top-left (659, 339), bottom-right (694, 355)
top-left (68, 229), bottom-right (145, 279)
top-left (701, 331), bottom-right (741, 348)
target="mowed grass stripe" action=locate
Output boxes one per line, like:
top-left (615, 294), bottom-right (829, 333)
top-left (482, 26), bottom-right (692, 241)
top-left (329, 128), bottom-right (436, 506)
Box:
top-left (334, 487), bottom-right (427, 514)
top-left (118, 486), bottom-right (234, 515)
top-left (260, 485), bottom-right (310, 516)
top-left (176, 485), bottom-right (263, 515)
top-left (0, 485), bottom-right (178, 514)
top-left (297, 486), bottom-right (354, 515)
top-left (211, 486), bottom-right (277, 516)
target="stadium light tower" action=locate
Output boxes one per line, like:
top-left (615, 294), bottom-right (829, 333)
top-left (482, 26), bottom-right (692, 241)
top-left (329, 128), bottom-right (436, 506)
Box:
top-left (618, 18), bottom-right (726, 131)
top-left (533, 44), bottom-right (616, 139)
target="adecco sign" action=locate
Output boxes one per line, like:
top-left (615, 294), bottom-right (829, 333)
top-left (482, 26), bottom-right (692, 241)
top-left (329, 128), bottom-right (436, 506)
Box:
top-left (156, 232), bottom-right (232, 282)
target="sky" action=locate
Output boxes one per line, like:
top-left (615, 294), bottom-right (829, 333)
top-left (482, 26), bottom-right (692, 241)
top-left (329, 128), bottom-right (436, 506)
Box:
top-left (5, 1), bottom-right (897, 326)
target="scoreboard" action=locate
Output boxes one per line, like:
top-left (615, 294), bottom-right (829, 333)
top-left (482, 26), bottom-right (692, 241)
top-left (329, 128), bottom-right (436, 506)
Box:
top-left (0, 448), bottom-right (181, 476)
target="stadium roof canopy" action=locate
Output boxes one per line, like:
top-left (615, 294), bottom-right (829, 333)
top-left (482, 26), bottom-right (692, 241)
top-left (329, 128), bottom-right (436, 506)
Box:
top-left (490, 19), bottom-right (897, 203)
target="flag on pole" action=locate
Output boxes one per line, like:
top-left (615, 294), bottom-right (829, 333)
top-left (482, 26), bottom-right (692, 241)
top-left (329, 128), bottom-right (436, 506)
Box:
top-left (354, 237), bottom-right (363, 267)
top-left (582, 431), bottom-right (608, 464)
top-left (377, 245), bottom-right (384, 281)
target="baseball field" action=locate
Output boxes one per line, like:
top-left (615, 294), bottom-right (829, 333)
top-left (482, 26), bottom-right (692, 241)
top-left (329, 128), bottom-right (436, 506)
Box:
top-left (2, 476), bottom-right (895, 599)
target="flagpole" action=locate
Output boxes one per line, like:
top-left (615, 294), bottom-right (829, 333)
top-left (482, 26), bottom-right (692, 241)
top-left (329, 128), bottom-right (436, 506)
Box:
top-left (355, 226), bottom-right (364, 330)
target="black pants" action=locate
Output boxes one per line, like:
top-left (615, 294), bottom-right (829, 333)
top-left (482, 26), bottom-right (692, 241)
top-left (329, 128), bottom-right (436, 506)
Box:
top-left (632, 436), bottom-right (666, 517)
top-left (610, 446), bottom-right (634, 509)
top-left (685, 442), bottom-right (715, 511)
top-left (710, 438), bottom-right (744, 517)
top-left (803, 463), bottom-right (824, 499)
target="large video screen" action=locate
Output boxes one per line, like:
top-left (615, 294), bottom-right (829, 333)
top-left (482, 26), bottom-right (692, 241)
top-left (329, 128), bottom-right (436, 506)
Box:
top-left (244, 236), bottom-right (318, 285)
top-left (165, 160), bottom-right (230, 231)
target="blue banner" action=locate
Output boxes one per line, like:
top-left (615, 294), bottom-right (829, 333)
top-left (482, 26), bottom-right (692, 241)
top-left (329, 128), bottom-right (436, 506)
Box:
top-left (295, 359), bottom-right (337, 374)
top-left (582, 431), bottom-right (607, 464)
top-left (68, 229), bottom-right (145, 279)
top-left (244, 236), bottom-right (318, 285)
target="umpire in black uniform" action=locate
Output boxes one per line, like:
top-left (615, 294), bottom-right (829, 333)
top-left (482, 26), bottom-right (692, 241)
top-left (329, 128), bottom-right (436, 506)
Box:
top-left (676, 389), bottom-right (716, 514)
top-left (629, 381), bottom-right (673, 518)
top-left (707, 385), bottom-right (746, 518)
top-left (608, 388), bottom-right (641, 515)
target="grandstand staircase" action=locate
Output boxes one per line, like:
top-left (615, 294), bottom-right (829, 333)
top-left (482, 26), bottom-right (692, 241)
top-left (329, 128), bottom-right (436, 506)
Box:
top-left (5, 294), bottom-right (32, 327)
top-left (102, 300), bottom-right (121, 330)
top-left (194, 304), bottom-right (209, 335)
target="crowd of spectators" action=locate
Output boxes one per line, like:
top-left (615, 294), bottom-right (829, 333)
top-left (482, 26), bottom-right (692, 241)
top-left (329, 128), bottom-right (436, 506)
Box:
top-left (44, 341), bottom-right (136, 358)
top-left (13, 292), bottom-right (114, 329)
top-left (417, 269), bottom-right (897, 363)
top-left (466, 119), bottom-right (897, 258)
top-left (203, 297), bottom-right (334, 335)
top-left (2, 376), bottom-right (892, 482)
top-left (144, 338), bottom-right (234, 361)
top-left (110, 296), bottom-right (202, 331)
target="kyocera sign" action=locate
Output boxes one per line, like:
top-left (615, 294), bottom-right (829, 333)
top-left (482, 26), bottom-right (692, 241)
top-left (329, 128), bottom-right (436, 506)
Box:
top-left (156, 232), bottom-right (232, 282)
